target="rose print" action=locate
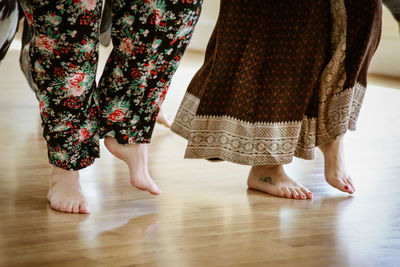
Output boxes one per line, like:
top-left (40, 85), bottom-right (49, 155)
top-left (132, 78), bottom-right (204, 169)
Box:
top-left (35, 35), bottom-right (55, 53)
top-left (151, 9), bottom-right (163, 25)
top-left (47, 14), bottom-right (61, 25)
top-left (20, 0), bottom-right (202, 170)
top-left (122, 15), bottom-right (134, 26)
top-left (78, 128), bottom-right (91, 141)
top-left (70, 73), bottom-right (86, 87)
top-left (24, 11), bottom-right (33, 26)
top-left (108, 109), bottom-right (126, 122)
top-left (119, 38), bottom-right (135, 55)
top-left (68, 72), bottom-right (88, 96)
top-left (81, 0), bottom-right (97, 11)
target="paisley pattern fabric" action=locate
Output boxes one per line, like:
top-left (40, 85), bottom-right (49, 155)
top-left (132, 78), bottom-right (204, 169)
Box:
top-left (171, 0), bottom-right (382, 166)
top-left (19, 0), bottom-right (202, 170)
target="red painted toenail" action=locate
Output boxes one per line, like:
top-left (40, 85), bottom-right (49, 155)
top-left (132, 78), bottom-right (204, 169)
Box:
top-left (344, 186), bottom-right (349, 190)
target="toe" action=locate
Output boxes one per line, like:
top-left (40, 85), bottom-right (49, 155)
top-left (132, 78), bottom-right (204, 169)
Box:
top-left (300, 187), bottom-right (312, 199)
top-left (346, 177), bottom-right (356, 192)
top-left (50, 201), bottom-right (61, 211)
top-left (150, 186), bottom-right (162, 195)
top-left (289, 188), bottom-right (299, 199)
top-left (328, 177), bottom-right (348, 193)
top-left (295, 188), bottom-right (307, 200)
top-left (282, 187), bottom-right (293, 199)
top-left (72, 201), bottom-right (80, 214)
top-left (79, 202), bottom-right (90, 214)
top-left (60, 202), bottom-right (68, 212)
top-left (343, 181), bottom-right (354, 194)
top-left (65, 202), bottom-right (74, 213)
top-left (275, 188), bottom-right (286, 198)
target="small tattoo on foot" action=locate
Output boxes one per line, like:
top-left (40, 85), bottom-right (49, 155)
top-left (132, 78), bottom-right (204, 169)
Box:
top-left (259, 176), bottom-right (276, 185)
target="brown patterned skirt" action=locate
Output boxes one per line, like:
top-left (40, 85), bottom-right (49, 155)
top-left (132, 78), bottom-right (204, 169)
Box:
top-left (171, 0), bottom-right (382, 166)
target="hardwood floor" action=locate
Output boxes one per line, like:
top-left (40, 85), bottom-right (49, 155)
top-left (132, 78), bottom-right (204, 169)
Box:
top-left (0, 43), bottom-right (399, 266)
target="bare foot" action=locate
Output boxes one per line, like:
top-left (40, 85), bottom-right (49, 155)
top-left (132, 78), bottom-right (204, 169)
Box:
top-left (104, 137), bottom-right (162, 195)
top-left (156, 109), bottom-right (172, 128)
top-left (47, 167), bottom-right (90, 214)
top-left (319, 136), bottom-right (355, 194)
top-left (247, 165), bottom-right (312, 200)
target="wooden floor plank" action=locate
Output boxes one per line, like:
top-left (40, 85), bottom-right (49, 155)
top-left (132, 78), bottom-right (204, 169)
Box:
top-left (0, 43), bottom-right (399, 266)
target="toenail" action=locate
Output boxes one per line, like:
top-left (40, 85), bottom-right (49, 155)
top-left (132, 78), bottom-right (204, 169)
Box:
top-left (344, 185), bottom-right (349, 190)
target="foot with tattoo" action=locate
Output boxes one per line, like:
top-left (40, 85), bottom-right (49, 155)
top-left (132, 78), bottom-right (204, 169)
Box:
top-left (247, 165), bottom-right (312, 199)
top-left (319, 136), bottom-right (355, 194)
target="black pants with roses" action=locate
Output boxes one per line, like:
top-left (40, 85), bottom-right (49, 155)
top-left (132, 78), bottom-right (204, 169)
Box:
top-left (19, 0), bottom-right (202, 170)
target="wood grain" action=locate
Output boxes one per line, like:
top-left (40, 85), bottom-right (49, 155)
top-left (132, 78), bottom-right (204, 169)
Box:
top-left (0, 44), bottom-right (399, 266)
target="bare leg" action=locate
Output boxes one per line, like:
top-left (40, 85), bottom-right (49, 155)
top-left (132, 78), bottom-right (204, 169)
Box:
top-left (47, 167), bottom-right (90, 214)
top-left (319, 136), bottom-right (355, 194)
top-left (247, 165), bottom-right (312, 200)
top-left (104, 137), bottom-right (162, 195)
top-left (156, 108), bottom-right (172, 128)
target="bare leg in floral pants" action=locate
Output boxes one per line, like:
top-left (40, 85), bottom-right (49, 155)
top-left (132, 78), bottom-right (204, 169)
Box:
top-left (19, 0), bottom-right (202, 213)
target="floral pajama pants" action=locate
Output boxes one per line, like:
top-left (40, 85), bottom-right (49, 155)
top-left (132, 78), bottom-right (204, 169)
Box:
top-left (19, 0), bottom-right (202, 170)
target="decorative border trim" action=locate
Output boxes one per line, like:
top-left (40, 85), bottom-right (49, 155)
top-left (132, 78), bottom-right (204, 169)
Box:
top-left (171, 93), bottom-right (314, 165)
top-left (171, 0), bottom-right (368, 166)
top-left (171, 82), bottom-right (365, 166)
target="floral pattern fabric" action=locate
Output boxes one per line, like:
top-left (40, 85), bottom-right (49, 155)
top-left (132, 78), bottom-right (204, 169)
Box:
top-left (19, 0), bottom-right (202, 170)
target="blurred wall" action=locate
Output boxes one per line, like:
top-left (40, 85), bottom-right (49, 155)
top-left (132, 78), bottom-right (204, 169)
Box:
top-left (369, 6), bottom-right (400, 77)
